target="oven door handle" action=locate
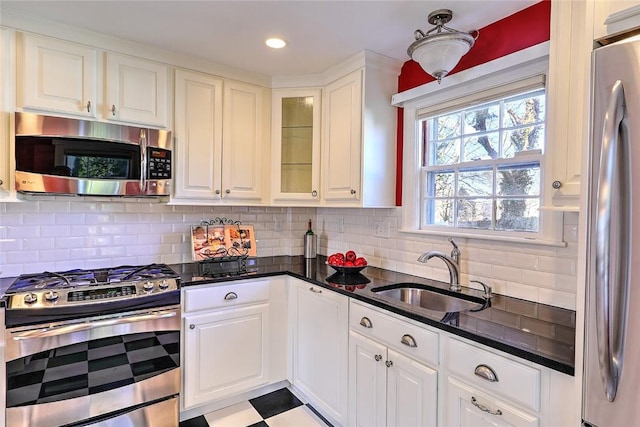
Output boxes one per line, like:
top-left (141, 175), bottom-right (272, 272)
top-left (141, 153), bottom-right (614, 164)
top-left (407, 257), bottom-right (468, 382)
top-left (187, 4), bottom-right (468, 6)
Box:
top-left (10, 308), bottom-right (178, 340)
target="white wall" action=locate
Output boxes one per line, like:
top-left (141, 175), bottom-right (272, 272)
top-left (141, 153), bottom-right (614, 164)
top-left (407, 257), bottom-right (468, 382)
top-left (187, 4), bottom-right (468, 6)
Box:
top-left (0, 200), bottom-right (578, 310)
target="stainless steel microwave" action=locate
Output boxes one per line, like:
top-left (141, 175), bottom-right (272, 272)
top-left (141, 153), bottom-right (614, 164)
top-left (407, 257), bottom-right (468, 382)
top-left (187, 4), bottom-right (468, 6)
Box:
top-left (14, 112), bottom-right (172, 196)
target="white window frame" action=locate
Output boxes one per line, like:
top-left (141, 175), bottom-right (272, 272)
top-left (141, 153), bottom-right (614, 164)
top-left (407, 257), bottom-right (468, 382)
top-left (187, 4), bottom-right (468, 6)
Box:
top-left (393, 42), bottom-right (565, 246)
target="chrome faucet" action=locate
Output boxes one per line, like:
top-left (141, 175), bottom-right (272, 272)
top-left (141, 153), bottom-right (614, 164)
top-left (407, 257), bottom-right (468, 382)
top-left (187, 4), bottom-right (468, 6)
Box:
top-left (417, 238), bottom-right (461, 292)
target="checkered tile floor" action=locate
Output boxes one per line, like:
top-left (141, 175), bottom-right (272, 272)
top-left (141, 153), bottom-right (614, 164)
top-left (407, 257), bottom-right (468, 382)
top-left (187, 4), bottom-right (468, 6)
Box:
top-left (179, 388), bottom-right (332, 427)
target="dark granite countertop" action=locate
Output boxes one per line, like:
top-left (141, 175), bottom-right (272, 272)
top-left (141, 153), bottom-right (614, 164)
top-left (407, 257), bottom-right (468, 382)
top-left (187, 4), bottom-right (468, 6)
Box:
top-left (171, 256), bottom-right (575, 376)
top-left (0, 256), bottom-right (575, 374)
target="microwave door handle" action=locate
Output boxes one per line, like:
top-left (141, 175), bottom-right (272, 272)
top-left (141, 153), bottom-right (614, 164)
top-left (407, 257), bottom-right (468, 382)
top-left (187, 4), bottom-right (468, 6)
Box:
top-left (595, 79), bottom-right (631, 402)
top-left (139, 129), bottom-right (147, 192)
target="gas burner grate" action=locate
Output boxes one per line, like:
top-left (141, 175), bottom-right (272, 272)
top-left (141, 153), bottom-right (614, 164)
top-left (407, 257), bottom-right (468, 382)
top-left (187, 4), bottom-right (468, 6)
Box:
top-left (6, 264), bottom-right (179, 294)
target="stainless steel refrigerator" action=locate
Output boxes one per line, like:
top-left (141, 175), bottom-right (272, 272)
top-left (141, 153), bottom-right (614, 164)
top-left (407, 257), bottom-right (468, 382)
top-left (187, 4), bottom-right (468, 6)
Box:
top-left (584, 33), bottom-right (640, 427)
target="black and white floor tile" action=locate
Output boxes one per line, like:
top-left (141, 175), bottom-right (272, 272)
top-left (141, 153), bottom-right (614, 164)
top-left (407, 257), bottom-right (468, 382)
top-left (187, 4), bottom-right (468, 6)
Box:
top-left (179, 388), bottom-right (333, 427)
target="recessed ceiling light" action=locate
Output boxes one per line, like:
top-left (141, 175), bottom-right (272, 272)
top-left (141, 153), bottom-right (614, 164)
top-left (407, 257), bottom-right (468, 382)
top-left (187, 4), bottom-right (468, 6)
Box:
top-left (265, 38), bottom-right (287, 49)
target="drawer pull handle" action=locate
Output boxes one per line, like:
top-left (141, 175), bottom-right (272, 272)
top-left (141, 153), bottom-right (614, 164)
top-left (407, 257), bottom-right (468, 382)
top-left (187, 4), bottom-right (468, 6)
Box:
top-left (401, 334), bottom-right (417, 348)
top-left (474, 364), bottom-right (499, 382)
top-left (359, 317), bottom-right (373, 328)
top-left (224, 292), bottom-right (238, 300)
top-left (471, 396), bottom-right (503, 416)
top-left (309, 287), bottom-right (322, 294)
top-left (375, 354), bottom-right (382, 362)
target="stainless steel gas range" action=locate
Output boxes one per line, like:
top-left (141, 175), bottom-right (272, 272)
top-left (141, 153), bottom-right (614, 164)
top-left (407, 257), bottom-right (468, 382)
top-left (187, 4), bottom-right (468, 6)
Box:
top-left (3, 264), bottom-right (181, 427)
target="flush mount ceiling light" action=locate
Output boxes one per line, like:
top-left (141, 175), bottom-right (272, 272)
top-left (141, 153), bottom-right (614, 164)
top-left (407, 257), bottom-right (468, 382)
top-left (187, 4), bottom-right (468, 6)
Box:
top-left (407, 9), bottom-right (479, 84)
top-left (265, 37), bottom-right (287, 49)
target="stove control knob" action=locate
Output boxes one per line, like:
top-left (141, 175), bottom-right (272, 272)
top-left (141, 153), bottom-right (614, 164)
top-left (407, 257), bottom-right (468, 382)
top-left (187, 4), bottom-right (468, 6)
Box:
top-left (44, 291), bottom-right (59, 302)
top-left (143, 281), bottom-right (155, 291)
top-left (159, 279), bottom-right (169, 290)
top-left (24, 293), bottom-right (38, 304)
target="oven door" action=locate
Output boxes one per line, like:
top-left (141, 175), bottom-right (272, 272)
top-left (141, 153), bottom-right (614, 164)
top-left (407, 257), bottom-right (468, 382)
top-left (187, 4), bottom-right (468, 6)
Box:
top-left (5, 305), bottom-right (180, 427)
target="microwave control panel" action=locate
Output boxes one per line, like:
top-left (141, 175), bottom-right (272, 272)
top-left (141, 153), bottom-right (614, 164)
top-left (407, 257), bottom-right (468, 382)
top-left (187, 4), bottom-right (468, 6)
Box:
top-left (148, 148), bottom-right (172, 179)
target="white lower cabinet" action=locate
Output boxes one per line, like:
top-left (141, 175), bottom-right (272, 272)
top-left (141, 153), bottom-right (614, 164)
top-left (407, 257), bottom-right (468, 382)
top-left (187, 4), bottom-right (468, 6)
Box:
top-left (182, 278), bottom-right (282, 411)
top-left (349, 331), bottom-right (438, 427)
top-left (183, 303), bottom-right (270, 408)
top-left (290, 279), bottom-right (349, 427)
top-left (180, 279), bottom-right (573, 427)
top-left (446, 377), bottom-right (539, 427)
top-left (444, 337), bottom-right (544, 427)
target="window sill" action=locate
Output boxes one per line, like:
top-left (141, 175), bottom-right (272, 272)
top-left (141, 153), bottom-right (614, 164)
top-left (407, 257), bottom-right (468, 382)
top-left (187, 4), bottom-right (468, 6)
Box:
top-left (397, 227), bottom-right (567, 248)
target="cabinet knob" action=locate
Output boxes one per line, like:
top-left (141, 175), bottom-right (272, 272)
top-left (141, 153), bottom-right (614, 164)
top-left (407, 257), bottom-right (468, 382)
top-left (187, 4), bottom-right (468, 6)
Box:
top-left (385, 360), bottom-right (393, 368)
top-left (215, 189), bottom-right (221, 195)
top-left (400, 334), bottom-right (417, 348)
top-left (552, 180), bottom-right (562, 189)
top-left (474, 364), bottom-right (499, 382)
top-left (224, 292), bottom-right (238, 300)
top-left (311, 190), bottom-right (318, 197)
top-left (111, 105), bottom-right (116, 116)
top-left (225, 189), bottom-right (231, 194)
top-left (189, 324), bottom-right (195, 330)
top-left (471, 397), bottom-right (503, 416)
top-left (86, 100), bottom-right (91, 112)
top-left (0, 179), bottom-right (3, 186)
top-left (350, 189), bottom-right (356, 195)
top-left (374, 354), bottom-right (382, 362)
top-left (359, 317), bottom-right (373, 328)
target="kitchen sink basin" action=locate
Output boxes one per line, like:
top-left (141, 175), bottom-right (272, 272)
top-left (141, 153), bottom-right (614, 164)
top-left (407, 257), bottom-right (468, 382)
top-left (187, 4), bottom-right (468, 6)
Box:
top-left (371, 283), bottom-right (488, 313)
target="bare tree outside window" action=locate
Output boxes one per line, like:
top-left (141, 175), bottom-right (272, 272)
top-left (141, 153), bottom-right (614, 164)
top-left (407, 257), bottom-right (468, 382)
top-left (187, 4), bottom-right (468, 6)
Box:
top-left (422, 88), bottom-right (544, 233)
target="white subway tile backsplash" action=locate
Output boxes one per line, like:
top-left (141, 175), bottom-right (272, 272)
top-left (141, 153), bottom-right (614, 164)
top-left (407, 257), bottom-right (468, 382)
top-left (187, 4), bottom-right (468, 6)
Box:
top-left (0, 201), bottom-right (579, 309)
top-left (539, 288), bottom-right (576, 310)
top-left (55, 236), bottom-right (85, 249)
top-left (537, 255), bottom-right (576, 275)
top-left (23, 237), bottom-right (55, 250)
top-left (40, 224), bottom-right (71, 237)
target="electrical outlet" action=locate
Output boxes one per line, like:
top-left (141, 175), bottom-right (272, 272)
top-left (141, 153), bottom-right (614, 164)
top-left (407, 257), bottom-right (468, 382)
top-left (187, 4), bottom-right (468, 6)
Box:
top-left (337, 217), bottom-right (344, 233)
top-left (374, 221), bottom-right (390, 238)
top-left (274, 217), bottom-right (283, 232)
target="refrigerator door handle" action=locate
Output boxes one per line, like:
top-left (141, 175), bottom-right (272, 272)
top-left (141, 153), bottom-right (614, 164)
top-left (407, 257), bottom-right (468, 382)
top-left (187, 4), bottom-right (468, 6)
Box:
top-left (595, 79), bottom-right (632, 402)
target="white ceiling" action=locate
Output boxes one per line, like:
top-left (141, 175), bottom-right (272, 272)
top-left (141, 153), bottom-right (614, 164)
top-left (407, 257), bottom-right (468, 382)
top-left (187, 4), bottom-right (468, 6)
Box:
top-left (1, 0), bottom-right (540, 77)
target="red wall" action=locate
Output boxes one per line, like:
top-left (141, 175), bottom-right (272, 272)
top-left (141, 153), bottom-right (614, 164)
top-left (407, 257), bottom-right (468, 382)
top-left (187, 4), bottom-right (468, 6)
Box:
top-left (395, 0), bottom-right (551, 205)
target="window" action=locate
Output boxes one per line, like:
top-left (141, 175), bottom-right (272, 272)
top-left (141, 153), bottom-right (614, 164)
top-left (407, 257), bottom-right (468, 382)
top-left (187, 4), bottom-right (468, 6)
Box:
top-left (420, 87), bottom-right (545, 233)
top-left (394, 49), bottom-right (564, 244)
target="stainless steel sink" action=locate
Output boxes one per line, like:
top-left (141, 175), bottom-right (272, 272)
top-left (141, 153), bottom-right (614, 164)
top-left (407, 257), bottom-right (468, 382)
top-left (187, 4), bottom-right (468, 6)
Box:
top-left (371, 282), bottom-right (488, 313)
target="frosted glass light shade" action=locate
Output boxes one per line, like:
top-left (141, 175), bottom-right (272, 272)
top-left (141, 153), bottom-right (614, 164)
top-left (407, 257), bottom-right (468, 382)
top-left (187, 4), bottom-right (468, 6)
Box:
top-left (408, 32), bottom-right (474, 83)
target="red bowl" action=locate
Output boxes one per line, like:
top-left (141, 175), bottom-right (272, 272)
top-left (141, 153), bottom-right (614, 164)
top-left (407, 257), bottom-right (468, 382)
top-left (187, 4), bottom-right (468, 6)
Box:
top-left (326, 263), bottom-right (367, 274)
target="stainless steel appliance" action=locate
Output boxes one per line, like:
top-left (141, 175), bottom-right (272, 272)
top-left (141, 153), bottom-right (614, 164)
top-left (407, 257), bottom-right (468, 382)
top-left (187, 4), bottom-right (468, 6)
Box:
top-left (584, 33), bottom-right (640, 426)
top-left (14, 112), bottom-right (172, 196)
top-left (4, 264), bottom-right (181, 427)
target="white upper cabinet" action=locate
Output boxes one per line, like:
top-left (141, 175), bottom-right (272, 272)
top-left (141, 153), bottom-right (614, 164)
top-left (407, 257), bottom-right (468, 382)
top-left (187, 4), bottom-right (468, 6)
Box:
top-left (0, 27), bottom-right (15, 200)
top-left (321, 53), bottom-right (401, 207)
top-left (105, 52), bottom-right (168, 127)
top-left (173, 68), bottom-right (268, 204)
top-left (221, 80), bottom-right (267, 202)
top-left (543, 0), bottom-right (592, 210)
top-left (271, 88), bottom-right (322, 203)
top-left (17, 32), bottom-right (168, 128)
top-left (592, 1), bottom-right (640, 41)
top-left (322, 70), bottom-right (363, 203)
top-left (173, 68), bottom-right (223, 202)
top-left (18, 33), bottom-right (97, 118)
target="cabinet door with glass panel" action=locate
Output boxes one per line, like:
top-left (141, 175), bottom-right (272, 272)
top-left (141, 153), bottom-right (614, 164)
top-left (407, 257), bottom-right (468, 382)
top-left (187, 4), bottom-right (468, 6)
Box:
top-left (271, 88), bottom-right (321, 203)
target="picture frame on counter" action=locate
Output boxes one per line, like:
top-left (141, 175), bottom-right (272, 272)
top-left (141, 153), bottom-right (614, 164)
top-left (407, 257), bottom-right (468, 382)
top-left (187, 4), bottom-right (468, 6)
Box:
top-left (190, 224), bottom-right (257, 261)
